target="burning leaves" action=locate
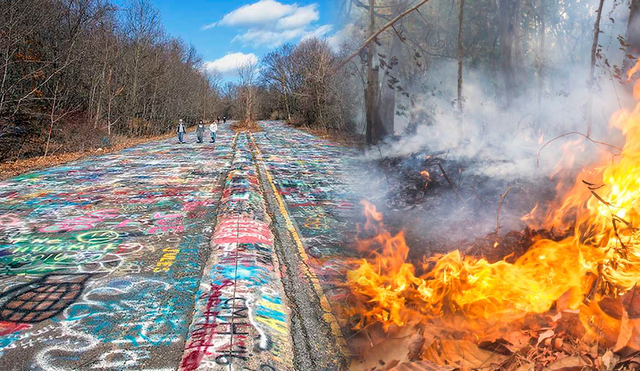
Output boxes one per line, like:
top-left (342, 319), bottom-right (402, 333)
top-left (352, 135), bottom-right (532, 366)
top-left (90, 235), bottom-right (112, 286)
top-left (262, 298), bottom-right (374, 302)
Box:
top-left (420, 170), bottom-right (431, 190)
top-left (348, 201), bottom-right (591, 331)
top-left (347, 61), bottom-right (640, 369)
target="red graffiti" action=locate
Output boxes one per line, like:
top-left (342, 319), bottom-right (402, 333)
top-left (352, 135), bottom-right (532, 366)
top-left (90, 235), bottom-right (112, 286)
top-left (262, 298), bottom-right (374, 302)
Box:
top-left (180, 280), bottom-right (232, 371)
top-left (212, 218), bottom-right (273, 245)
top-left (0, 321), bottom-right (31, 336)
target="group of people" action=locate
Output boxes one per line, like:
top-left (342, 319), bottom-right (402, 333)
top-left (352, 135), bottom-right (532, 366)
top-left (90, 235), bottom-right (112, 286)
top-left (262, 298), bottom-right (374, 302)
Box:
top-left (176, 116), bottom-right (226, 144)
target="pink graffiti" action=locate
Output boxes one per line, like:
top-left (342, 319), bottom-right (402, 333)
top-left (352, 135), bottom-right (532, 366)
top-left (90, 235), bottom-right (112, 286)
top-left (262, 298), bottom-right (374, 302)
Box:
top-left (213, 218), bottom-right (273, 245)
top-left (0, 214), bottom-right (23, 228)
top-left (147, 212), bottom-right (184, 234)
top-left (40, 209), bottom-right (119, 233)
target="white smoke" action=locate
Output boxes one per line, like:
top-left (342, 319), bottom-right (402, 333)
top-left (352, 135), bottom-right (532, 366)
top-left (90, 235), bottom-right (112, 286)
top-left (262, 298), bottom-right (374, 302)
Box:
top-left (367, 62), bottom-right (629, 181)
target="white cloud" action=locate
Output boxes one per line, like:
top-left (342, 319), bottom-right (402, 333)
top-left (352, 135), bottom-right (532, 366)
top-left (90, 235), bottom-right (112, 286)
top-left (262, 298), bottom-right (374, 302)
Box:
top-left (204, 0), bottom-right (331, 50)
top-left (234, 28), bottom-right (305, 48)
top-left (202, 22), bottom-right (217, 30)
top-left (276, 4), bottom-right (319, 30)
top-left (204, 52), bottom-right (258, 75)
top-left (218, 0), bottom-right (295, 27)
top-left (301, 24), bottom-right (333, 41)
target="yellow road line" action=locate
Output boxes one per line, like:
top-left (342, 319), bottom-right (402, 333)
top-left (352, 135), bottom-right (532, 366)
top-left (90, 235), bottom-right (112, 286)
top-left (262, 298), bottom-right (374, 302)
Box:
top-left (249, 133), bottom-right (350, 359)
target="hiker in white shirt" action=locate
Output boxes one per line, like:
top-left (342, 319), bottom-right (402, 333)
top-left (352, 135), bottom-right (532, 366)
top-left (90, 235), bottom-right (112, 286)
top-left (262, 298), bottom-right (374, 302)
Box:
top-left (177, 119), bottom-right (186, 143)
top-left (209, 122), bottom-right (218, 143)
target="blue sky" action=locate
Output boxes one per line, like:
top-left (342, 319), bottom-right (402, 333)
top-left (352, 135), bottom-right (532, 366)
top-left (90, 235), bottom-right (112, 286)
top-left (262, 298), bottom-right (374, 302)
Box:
top-left (149, 0), bottom-right (344, 77)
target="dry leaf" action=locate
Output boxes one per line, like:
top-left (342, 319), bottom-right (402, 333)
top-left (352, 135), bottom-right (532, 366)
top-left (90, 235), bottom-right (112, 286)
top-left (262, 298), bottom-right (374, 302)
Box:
top-left (390, 359), bottom-right (455, 371)
top-left (515, 362), bottom-right (534, 371)
top-left (423, 340), bottom-right (508, 369)
top-left (351, 333), bottom-right (425, 371)
top-left (623, 286), bottom-right (640, 319)
top-left (599, 297), bottom-right (624, 319)
top-left (615, 311), bottom-right (633, 352)
top-left (537, 329), bottom-right (555, 346)
top-left (602, 349), bottom-right (620, 370)
top-left (506, 331), bottom-right (532, 350)
top-left (542, 355), bottom-right (587, 371)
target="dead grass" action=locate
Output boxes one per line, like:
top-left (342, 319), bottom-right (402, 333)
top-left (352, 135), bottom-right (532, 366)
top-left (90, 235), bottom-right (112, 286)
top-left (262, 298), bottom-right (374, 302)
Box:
top-left (0, 131), bottom-right (175, 180)
top-left (230, 120), bottom-right (263, 133)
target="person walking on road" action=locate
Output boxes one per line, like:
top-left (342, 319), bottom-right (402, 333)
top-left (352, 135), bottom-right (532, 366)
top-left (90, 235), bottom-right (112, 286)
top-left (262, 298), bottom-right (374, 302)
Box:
top-left (209, 121), bottom-right (218, 143)
top-left (196, 120), bottom-right (205, 143)
top-left (177, 119), bottom-right (186, 143)
top-left (223, 116), bottom-right (227, 124)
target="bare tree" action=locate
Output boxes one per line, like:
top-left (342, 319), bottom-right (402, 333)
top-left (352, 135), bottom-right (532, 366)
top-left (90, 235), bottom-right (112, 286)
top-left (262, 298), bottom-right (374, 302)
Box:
top-left (0, 0), bottom-right (222, 161)
top-left (237, 61), bottom-right (259, 124)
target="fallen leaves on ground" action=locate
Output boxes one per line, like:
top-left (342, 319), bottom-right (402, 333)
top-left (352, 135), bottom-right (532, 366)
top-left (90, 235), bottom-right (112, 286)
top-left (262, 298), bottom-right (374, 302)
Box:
top-left (350, 332), bottom-right (425, 371)
top-left (423, 340), bottom-right (509, 369)
top-left (349, 302), bottom-right (640, 371)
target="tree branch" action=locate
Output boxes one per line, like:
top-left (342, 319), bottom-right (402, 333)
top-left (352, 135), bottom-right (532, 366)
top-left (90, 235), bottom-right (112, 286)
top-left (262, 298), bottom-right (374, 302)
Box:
top-left (333, 0), bottom-right (433, 73)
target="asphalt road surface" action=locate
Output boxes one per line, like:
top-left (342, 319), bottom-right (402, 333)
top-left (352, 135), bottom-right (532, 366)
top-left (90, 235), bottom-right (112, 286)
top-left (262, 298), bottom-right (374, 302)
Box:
top-left (0, 121), bottom-right (361, 371)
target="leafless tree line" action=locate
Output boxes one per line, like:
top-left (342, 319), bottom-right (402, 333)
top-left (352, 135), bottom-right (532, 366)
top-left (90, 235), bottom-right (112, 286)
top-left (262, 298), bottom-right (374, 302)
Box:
top-left (244, 38), bottom-right (357, 133)
top-left (0, 0), bottom-right (222, 161)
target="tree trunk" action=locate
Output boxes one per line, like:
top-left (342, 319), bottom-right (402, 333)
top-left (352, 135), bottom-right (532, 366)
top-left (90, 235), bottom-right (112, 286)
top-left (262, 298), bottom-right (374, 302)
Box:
top-left (537, 0), bottom-right (545, 120)
top-left (587, 0), bottom-right (605, 133)
top-left (365, 0), bottom-right (376, 144)
top-left (378, 1), bottom-right (409, 137)
top-left (624, 0), bottom-right (640, 73)
top-left (365, 0), bottom-right (387, 144)
top-left (498, 0), bottom-right (519, 104)
top-left (457, 0), bottom-right (465, 113)
top-left (378, 34), bottom-right (400, 137)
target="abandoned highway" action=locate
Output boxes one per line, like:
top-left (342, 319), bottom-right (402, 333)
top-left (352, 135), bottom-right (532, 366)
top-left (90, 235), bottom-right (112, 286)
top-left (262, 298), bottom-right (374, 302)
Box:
top-left (0, 121), bottom-right (361, 371)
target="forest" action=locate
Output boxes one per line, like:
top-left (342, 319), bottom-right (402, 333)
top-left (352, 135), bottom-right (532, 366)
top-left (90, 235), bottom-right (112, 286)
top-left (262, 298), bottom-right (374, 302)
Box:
top-left (0, 0), bottom-right (357, 162)
top-left (2, 0), bottom-right (639, 163)
top-left (336, 0), bottom-right (640, 148)
top-left (0, 0), bottom-right (219, 160)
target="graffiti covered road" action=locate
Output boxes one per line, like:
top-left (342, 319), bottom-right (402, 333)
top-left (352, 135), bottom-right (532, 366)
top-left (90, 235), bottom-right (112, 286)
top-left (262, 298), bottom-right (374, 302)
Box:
top-left (0, 122), bottom-right (362, 371)
top-left (0, 127), bottom-right (235, 370)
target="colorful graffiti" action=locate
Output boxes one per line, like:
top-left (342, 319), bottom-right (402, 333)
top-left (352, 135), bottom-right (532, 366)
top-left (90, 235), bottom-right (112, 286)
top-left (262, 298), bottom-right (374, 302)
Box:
top-left (0, 127), bottom-right (235, 370)
top-left (251, 121), bottom-right (362, 344)
top-left (0, 121), bottom-right (363, 370)
top-left (0, 274), bottom-right (90, 323)
top-left (180, 133), bottom-right (293, 371)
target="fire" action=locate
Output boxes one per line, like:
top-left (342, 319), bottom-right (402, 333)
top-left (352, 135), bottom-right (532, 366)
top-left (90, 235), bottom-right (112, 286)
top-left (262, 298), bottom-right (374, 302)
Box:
top-left (420, 170), bottom-right (431, 189)
top-left (347, 60), bottom-right (640, 342)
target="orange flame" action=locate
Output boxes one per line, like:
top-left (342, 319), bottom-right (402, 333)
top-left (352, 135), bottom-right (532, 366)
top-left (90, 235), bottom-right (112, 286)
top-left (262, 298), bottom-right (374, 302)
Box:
top-left (347, 60), bottom-right (640, 342)
top-left (420, 170), bottom-right (431, 190)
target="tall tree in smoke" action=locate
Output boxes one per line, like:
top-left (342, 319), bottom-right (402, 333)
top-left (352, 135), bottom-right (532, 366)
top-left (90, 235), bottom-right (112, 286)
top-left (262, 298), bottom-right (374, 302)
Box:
top-left (378, 0), bottom-right (410, 138)
top-left (498, 0), bottom-right (523, 104)
top-left (457, 0), bottom-right (465, 116)
top-left (365, 0), bottom-right (385, 144)
top-left (624, 0), bottom-right (640, 72)
top-left (587, 0), bottom-right (605, 132)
